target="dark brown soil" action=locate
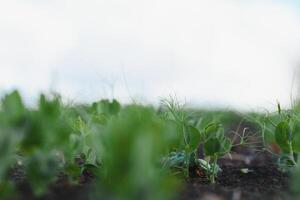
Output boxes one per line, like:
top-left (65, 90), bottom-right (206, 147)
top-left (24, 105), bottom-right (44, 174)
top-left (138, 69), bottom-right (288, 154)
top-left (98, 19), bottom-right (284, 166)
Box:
top-left (8, 155), bottom-right (293, 200)
top-left (180, 162), bottom-right (291, 200)
top-left (6, 168), bottom-right (91, 200)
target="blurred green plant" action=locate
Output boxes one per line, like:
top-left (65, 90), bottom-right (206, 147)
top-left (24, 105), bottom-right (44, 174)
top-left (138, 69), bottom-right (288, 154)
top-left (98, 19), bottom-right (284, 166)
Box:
top-left (0, 91), bottom-right (76, 196)
top-left (0, 91), bottom-right (25, 198)
top-left (69, 99), bottom-right (121, 171)
top-left (95, 105), bottom-right (180, 200)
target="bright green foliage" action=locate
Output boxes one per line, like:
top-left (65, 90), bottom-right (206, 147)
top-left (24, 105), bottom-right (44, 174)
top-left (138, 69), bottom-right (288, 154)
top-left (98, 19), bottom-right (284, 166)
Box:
top-left (204, 138), bottom-right (221, 156)
top-left (275, 121), bottom-right (291, 153)
top-left (190, 109), bottom-right (239, 136)
top-left (0, 91), bottom-right (25, 186)
top-left (0, 91), bottom-right (248, 198)
top-left (203, 123), bottom-right (232, 157)
top-left (256, 103), bottom-right (300, 171)
top-left (21, 95), bottom-right (72, 154)
top-left (0, 92), bottom-right (77, 196)
top-left (161, 99), bottom-right (232, 183)
top-left (92, 99), bottom-right (121, 116)
top-left (21, 94), bottom-right (75, 195)
top-left (200, 123), bottom-right (232, 183)
top-left (186, 125), bottom-right (202, 152)
top-left (0, 92), bottom-right (182, 200)
top-left (96, 105), bottom-right (179, 200)
top-left (1, 91), bottom-right (26, 126)
top-left (160, 98), bottom-right (202, 178)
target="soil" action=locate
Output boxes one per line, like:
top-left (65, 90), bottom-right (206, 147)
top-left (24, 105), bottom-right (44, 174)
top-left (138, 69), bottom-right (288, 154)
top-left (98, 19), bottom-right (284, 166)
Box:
top-left (8, 152), bottom-right (294, 200)
top-left (180, 159), bottom-right (291, 200)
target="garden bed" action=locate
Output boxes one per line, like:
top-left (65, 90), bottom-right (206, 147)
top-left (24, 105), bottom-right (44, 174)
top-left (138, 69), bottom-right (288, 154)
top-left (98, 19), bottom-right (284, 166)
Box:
top-left (8, 132), bottom-right (293, 200)
top-left (2, 92), bottom-right (300, 200)
top-left (9, 152), bottom-right (291, 200)
top-left (181, 158), bottom-right (289, 200)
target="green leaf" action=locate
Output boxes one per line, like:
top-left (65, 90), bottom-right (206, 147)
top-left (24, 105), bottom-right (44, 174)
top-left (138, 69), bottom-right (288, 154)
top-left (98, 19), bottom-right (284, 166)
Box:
top-left (292, 123), bottom-right (300, 152)
top-left (275, 121), bottom-right (291, 153)
top-left (110, 100), bottom-right (121, 115)
top-left (187, 125), bottom-right (201, 152)
top-left (92, 99), bottom-right (121, 116)
top-left (2, 90), bottom-right (25, 125)
top-left (204, 123), bottom-right (220, 140)
top-left (39, 94), bottom-right (61, 118)
top-left (219, 138), bottom-right (232, 156)
top-left (164, 120), bottom-right (184, 150)
top-left (204, 138), bottom-right (221, 156)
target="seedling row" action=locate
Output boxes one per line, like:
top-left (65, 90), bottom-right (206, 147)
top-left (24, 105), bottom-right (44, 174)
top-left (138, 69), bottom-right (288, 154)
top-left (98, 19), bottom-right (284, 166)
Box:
top-left (0, 91), bottom-right (300, 199)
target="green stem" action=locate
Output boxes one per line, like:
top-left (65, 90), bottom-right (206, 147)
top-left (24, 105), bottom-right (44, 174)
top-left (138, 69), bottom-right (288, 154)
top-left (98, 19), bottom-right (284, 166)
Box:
top-left (262, 123), bottom-right (266, 147)
top-left (210, 156), bottom-right (218, 184)
top-left (184, 151), bottom-right (190, 178)
top-left (288, 142), bottom-right (297, 166)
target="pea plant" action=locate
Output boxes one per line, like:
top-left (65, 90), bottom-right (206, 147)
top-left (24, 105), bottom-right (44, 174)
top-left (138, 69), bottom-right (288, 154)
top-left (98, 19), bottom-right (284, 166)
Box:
top-left (0, 91), bottom-right (96, 196)
top-left (0, 91), bottom-right (181, 200)
top-left (199, 123), bottom-right (232, 183)
top-left (0, 90), bottom-right (262, 200)
top-left (160, 98), bottom-right (201, 178)
top-left (94, 105), bottom-right (179, 200)
top-left (160, 98), bottom-right (233, 183)
top-left (0, 91), bottom-right (26, 198)
top-left (68, 99), bottom-right (121, 176)
top-left (262, 103), bottom-right (300, 171)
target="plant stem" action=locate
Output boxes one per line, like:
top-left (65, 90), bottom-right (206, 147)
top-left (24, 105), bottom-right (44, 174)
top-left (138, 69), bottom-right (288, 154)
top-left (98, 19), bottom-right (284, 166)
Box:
top-left (288, 142), bottom-right (297, 166)
top-left (210, 156), bottom-right (218, 184)
top-left (184, 151), bottom-right (190, 178)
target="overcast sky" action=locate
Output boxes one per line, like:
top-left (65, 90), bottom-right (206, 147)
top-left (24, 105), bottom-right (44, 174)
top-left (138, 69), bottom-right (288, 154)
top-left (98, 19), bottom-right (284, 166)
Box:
top-left (1, 0), bottom-right (300, 110)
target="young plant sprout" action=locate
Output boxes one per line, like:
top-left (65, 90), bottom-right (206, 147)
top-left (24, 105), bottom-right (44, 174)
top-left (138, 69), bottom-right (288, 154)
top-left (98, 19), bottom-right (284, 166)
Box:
top-left (161, 98), bottom-right (237, 183)
top-left (200, 123), bottom-right (232, 183)
top-left (250, 102), bottom-right (300, 171)
top-left (160, 97), bottom-right (201, 178)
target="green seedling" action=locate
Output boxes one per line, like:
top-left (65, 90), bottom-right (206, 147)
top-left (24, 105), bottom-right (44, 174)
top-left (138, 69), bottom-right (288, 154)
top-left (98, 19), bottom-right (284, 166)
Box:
top-left (67, 99), bottom-right (122, 180)
top-left (160, 98), bottom-right (202, 178)
top-left (201, 122), bottom-right (232, 183)
top-left (197, 158), bottom-right (222, 176)
top-left (262, 103), bottom-right (300, 171)
top-left (161, 98), bottom-right (233, 183)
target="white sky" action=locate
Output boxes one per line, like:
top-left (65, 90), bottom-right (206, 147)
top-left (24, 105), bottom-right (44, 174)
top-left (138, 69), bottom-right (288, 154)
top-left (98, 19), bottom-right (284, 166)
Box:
top-left (1, 0), bottom-right (300, 110)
